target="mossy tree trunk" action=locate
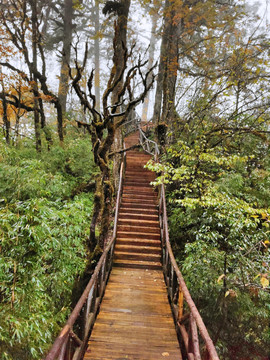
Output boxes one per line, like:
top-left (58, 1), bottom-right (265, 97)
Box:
top-left (110, 0), bottom-right (131, 191)
top-left (71, 32), bottom-right (156, 252)
top-left (153, 0), bottom-right (180, 132)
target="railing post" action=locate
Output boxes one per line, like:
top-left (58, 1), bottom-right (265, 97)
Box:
top-left (190, 314), bottom-right (202, 360)
top-left (178, 289), bottom-right (184, 322)
top-left (58, 336), bottom-right (69, 360)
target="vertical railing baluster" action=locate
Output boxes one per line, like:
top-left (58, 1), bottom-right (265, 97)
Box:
top-left (178, 288), bottom-right (184, 322)
top-left (58, 335), bottom-right (68, 360)
top-left (190, 314), bottom-right (202, 360)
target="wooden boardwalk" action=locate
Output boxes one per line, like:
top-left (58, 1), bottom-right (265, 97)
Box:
top-left (84, 133), bottom-right (182, 360)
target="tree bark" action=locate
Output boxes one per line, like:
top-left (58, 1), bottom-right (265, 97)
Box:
top-left (153, 0), bottom-right (179, 131)
top-left (111, 0), bottom-right (131, 190)
top-left (0, 78), bottom-right (10, 145)
top-left (161, 0), bottom-right (179, 130)
top-left (94, 0), bottom-right (101, 113)
top-left (30, 0), bottom-right (41, 151)
top-left (142, 11), bottom-right (158, 123)
top-left (58, 0), bottom-right (73, 117)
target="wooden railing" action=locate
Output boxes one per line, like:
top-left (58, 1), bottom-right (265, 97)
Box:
top-left (44, 154), bottom-right (126, 360)
top-left (122, 111), bottom-right (141, 136)
top-left (139, 126), bottom-right (159, 157)
top-left (139, 125), bottom-right (220, 360)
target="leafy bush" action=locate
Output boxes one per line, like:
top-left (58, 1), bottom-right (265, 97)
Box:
top-left (0, 135), bottom-right (97, 202)
top-left (0, 135), bottom-right (95, 359)
top-left (147, 132), bottom-right (270, 359)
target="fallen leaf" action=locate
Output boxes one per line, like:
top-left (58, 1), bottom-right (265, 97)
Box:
top-left (260, 275), bottom-right (269, 289)
top-left (225, 289), bottom-right (237, 298)
top-left (217, 274), bottom-right (225, 283)
top-left (162, 352), bottom-right (170, 357)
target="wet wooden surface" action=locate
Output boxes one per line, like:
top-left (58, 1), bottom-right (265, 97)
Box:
top-left (84, 268), bottom-right (181, 360)
top-left (84, 132), bottom-right (181, 359)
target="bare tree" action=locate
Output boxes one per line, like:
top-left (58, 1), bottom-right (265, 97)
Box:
top-left (70, 37), bottom-right (156, 251)
top-left (103, 0), bottom-right (131, 189)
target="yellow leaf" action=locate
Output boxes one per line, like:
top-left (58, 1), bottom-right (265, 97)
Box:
top-left (217, 274), bottom-right (225, 283)
top-left (225, 289), bottom-right (237, 298)
top-left (260, 276), bottom-right (269, 289)
top-left (162, 353), bottom-right (170, 357)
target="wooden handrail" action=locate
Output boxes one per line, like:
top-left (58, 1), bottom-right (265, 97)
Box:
top-left (122, 112), bottom-right (141, 136)
top-left (138, 126), bottom-right (159, 157)
top-left (160, 184), bottom-right (219, 360)
top-left (44, 153), bottom-right (125, 360)
top-left (139, 123), bottom-right (220, 360)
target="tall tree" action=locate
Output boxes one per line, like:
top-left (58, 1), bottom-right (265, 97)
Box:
top-left (0, 72), bottom-right (10, 144)
top-left (153, 0), bottom-right (180, 128)
top-left (103, 0), bottom-right (131, 189)
top-left (71, 41), bottom-right (155, 250)
top-left (30, 0), bottom-right (42, 151)
top-left (141, 6), bottom-right (159, 122)
top-left (58, 0), bottom-right (73, 116)
top-left (94, 0), bottom-right (101, 112)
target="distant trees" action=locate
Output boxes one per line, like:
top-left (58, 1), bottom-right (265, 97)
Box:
top-left (0, 0), bottom-right (64, 148)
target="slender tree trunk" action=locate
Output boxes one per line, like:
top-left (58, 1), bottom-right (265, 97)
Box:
top-left (153, 0), bottom-right (179, 135)
top-left (58, 0), bottom-right (73, 118)
top-left (161, 1), bottom-right (179, 130)
top-left (94, 0), bottom-right (101, 112)
top-left (0, 79), bottom-right (10, 145)
top-left (142, 12), bottom-right (158, 123)
top-left (112, 0), bottom-right (131, 190)
top-left (30, 0), bottom-right (41, 151)
top-left (153, 3), bottom-right (168, 125)
top-left (38, 96), bottom-right (53, 149)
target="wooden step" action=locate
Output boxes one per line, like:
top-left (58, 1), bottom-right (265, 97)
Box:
top-left (113, 259), bottom-right (162, 270)
top-left (114, 252), bottom-right (161, 264)
top-left (124, 181), bottom-right (153, 187)
top-left (117, 231), bottom-right (160, 240)
top-left (124, 176), bottom-right (155, 183)
top-left (120, 207), bottom-right (158, 215)
top-left (124, 178), bottom-right (155, 184)
top-left (118, 218), bottom-right (159, 228)
top-left (123, 185), bottom-right (156, 193)
top-left (117, 224), bottom-right (160, 237)
top-left (122, 191), bottom-right (157, 199)
top-left (118, 212), bottom-right (158, 221)
top-left (122, 194), bottom-right (157, 202)
top-left (115, 244), bottom-right (161, 254)
top-left (126, 159), bottom-right (151, 164)
top-left (116, 238), bottom-right (161, 247)
top-left (120, 203), bottom-right (157, 211)
top-left (125, 172), bottom-right (155, 177)
top-left (126, 152), bottom-right (151, 157)
top-left (121, 199), bottom-right (157, 207)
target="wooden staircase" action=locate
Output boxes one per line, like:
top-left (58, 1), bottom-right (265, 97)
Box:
top-left (45, 127), bottom-right (220, 360)
top-left (83, 132), bottom-right (182, 360)
top-left (114, 133), bottom-right (161, 270)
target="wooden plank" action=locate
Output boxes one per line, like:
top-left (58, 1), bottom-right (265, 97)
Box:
top-left (83, 141), bottom-right (181, 360)
top-left (84, 267), bottom-right (181, 359)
